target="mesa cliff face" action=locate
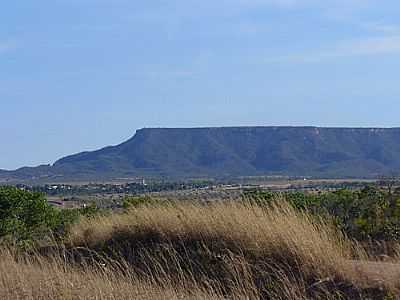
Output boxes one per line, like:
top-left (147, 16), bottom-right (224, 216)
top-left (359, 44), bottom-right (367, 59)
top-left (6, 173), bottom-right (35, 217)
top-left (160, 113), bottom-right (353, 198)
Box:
top-left (3, 126), bottom-right (400, 180)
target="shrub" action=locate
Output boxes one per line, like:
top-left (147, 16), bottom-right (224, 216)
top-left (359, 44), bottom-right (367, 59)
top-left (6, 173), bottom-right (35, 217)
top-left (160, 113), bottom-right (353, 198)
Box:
top-left (0, 187), bottom-right (61, 245)
top-left (0, 187), bottom-right (103, 246)
top-left (122, 195), bottom-right (161, 209)
top-left (243, 187), bottom-right (400, 241)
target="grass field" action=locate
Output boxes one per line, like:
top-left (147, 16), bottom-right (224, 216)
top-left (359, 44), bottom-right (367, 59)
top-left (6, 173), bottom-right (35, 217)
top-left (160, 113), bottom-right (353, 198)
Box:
top-left (2, 199), bottom-right (400, 299)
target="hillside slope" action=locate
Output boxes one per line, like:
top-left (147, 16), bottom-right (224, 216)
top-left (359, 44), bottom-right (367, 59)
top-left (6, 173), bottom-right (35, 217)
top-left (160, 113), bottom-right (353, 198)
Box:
top-left (3, 126), bottom-right (400, 180)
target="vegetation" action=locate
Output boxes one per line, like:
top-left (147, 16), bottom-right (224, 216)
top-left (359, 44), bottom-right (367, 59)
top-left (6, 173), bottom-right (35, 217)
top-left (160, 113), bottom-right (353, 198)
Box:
top-left (122, 195), bottom-right (163, 209)
top-left (0, 248), bottom-right (221, 300)
top-left (2, 185), bottom-right (400, 298)
top-left (244, 186), bottom-right (400, 241)
top-left (0, 187), bottom-right (61, 246)
top-left (22, 180), bottom-right (213, 196)
top-left (0, 187), bottom-right (101, 247)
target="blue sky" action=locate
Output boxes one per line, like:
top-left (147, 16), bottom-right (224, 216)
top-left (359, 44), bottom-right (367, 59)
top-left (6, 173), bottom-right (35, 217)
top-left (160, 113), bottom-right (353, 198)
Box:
top-left (1, 0), bottom-right (400, 169)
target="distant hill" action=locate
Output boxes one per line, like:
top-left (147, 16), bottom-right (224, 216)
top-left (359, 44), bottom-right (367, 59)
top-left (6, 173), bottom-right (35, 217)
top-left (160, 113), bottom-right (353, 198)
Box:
top-left (2, 126), bottom-right (400, 181)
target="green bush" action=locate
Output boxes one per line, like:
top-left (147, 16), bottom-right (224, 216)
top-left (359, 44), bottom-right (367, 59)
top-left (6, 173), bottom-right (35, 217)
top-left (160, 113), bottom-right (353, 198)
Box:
top-left (53, 203), bottom-right (103, 237)
top-left (243, 186), bottom-right (400, 241)
top-left (0, 187), bottom-right (102, 246)
top-left (122, 195), bottom-right (161, 209)
top-left (0, 187), bottom-right (61, 245)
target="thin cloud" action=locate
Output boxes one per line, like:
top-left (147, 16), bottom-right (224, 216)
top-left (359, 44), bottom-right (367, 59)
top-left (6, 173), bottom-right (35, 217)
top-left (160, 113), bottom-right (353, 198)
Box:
top-left (343, 35), bottom-right (400, 56)
top-left (235, 0), bottom-right (369, 8)
top-left (265, 35), bottom-right (400, 64)
top-left (360, 22), bottom-right (400, 35)
top-left (236, 0), bottom-right (304, 6)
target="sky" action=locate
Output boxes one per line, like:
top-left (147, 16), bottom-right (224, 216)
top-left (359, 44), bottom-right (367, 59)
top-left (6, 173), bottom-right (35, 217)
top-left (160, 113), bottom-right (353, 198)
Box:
top-left (1, 0), bottom-right (400, 170)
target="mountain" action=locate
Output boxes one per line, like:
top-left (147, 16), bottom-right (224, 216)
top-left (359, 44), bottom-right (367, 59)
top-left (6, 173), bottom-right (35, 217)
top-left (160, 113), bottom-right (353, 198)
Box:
top-left (3, 126), bottom-right (400, 181)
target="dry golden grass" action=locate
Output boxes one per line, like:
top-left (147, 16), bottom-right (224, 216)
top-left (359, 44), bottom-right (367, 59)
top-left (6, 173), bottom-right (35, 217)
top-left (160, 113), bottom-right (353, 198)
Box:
top-left (2, 200), bottom-right (400, 299)
top-left (69, 201), bottom-right (353, 276)
top-left (66, 201), bottom-right (399, 298)
top-left (0, 248), bottom-right (225, 300)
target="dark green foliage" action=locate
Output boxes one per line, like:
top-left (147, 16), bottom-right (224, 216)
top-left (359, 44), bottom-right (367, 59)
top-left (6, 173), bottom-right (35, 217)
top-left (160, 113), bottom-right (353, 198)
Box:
top-left (244, 187), bottom-right (400, 241)
top-left (0, 187), bottom-right (101, 246)
top-left (122, 195), bottom-right (161, 209)
top-left (54, 203), bottom-right (101, 237)
top-left (25, 181), bottom-right (213, 197)
top-left (0, 187), bottom-right (60, 244)
top-left (78, 203), bottom-right (102, 218)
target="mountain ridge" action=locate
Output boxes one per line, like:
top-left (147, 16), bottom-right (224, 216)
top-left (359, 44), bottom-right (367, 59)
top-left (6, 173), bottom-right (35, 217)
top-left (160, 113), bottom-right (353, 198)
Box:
top-left (2, 126), bottom-right (400, 181)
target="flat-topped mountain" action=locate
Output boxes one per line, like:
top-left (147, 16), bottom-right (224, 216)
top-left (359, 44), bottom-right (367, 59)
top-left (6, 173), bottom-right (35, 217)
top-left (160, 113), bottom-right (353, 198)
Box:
top-left (2, 126), bottom-right (400, 181)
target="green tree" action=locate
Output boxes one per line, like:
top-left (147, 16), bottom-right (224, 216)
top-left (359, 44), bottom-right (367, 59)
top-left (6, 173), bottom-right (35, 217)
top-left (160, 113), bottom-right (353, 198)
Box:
top-left (0, 187), bottom-right (60, 244)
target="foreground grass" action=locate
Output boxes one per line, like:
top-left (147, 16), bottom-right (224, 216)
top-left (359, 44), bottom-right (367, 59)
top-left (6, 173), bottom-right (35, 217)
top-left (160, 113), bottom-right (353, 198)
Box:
top-left (0, 248), bottom-right (225, 300)
top-left (2, 201), bottom-right (400, 299)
